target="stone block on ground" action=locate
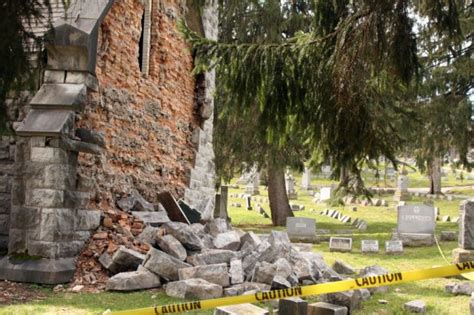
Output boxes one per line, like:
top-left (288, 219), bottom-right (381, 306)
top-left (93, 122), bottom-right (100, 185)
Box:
top-left (223, 282), bottom-right (270, 297)
top-left (213, 231), bottom-right (241, 251)
top-left (165, 278), bottom-right (223, 300)
top-left (105, 266), bottom-right (161, 291)
top-left (137, 226), bottom-right (160, 245)
top-left (143, 248), bottom-right (191, 281)
top-left (445, 282), bottom-right (474, 296)
top-left (440, 231), bottom-right (457, 242)
top-left (332, 260), bottom-right (355, 275)
top-left (252, 261), bottom-right (276, 284)
top-left (404, 300), bottom-right (426, 313)
top-left (278, 297), bottom-right (308, 315)
top-left (117, 190), bottom-right (154, 212)
top-left (240, 232), bottom-right (261, 247)
top-left (157, 234), bottom-right (187, 261)
top-left (452, 248), bottom-right (474, 264)
top-left (307, 302), bottom-right (348, 315)
top-left (214, 303), bottom-right (269, 315)
top-left (178, 263), bottom-right (230, 287)
top-left (322, 290), bottom-right (362, 312)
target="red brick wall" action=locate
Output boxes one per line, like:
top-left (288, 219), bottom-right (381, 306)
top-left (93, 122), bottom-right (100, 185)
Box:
top-left (78, 0), bottom-right (199, 210)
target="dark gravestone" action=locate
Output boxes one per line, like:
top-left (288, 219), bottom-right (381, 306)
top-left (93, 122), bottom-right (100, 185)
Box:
top-left (178, 200), bottom-right (201, 224)
top-left (157, 192), bottom-right (190, 224)
top-left (214, 194), bottom-right (221, 218)
top-left (246, 196), bottom-right (252, 210)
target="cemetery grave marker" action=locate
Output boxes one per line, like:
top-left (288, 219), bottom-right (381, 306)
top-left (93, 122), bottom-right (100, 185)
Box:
top-left (329, 237), bottom-right (352, 252)
top-left (286, 217), bottom-right (316, 242)
top-left (361, 240), bottom-right (379, 253)
top-left (320, 187), bottom-right (332, 201)
top-left (385, 240), bottom-right (403, 254)
top-left (396, 204), bottom-right (436, 246)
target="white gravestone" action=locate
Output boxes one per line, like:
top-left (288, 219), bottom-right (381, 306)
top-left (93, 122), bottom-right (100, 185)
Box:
top-left (385, 240), bottom-right (403, 254)
top-left (329, 237), bottom-right (352, 252)
top-left (361, 240), bottom-right (379, 253)
top-left (285, 172), bottom-right (298, 200)
top-left (301, 167), bottom-right (313, 190)
top-left (320, 187), bottom-right (332, 202)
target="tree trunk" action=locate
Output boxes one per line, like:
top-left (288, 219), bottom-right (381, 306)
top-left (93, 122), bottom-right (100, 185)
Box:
top-left (267, 166), bottom-right (294, 226)
top-left (428, 156), bottom-right (442, 194)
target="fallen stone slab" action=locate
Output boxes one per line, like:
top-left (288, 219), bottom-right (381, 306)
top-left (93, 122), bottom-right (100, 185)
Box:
top-left (105, 266), bottom-right (161, 291)
top-left (132, 211), bottom-right (170, 227)
top-left (404, 300), bottom-right (426, 313)
top-left (178, 263), bottom-right (230, 287)
top-left (165, 278), bottom-right (223, 299)
top-left (117, 189), bottom-right (154, 212)
top-left (307, 302), bottom-right (348, 315)
top-left (271, 275), bottom-right (291, 289)
top-left (157, 234), bottom-right (187, 261)
top-left (162, 222), bottom-right (203, 251)
top-left (214, 303), bottom-right (269, 315)
top-left (187, 249), bottom-right (236, 266)
top-left (223, 282), bottom-right (271, 297)
top-left (229, 259), bottom-right (244, 284)
top-left (279, 297), bottom-right (308, 315)
top-left (142, 248), bottom-right (191, 281)
top-left (252, 262), bottom-right (276, 284)
top-left (99, 246), bottom-right (145, 274)
top-left (214, 231), bottom-right (241, 251)
top-left (332, 260), bottom-right (355, 275)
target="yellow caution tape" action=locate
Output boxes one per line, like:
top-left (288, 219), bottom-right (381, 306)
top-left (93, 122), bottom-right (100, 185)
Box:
top-left (434, 235), bottom-right (474, 281)
top-left (108, 261), bottom-right (474, 315)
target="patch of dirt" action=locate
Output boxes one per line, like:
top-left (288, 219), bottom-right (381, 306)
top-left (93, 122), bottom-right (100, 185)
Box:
top-left (0, 280), bottom-right (50, 305)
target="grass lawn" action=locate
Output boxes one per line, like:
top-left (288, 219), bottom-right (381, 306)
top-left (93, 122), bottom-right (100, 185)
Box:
top-left (1, 181), bottom-right (473, 315)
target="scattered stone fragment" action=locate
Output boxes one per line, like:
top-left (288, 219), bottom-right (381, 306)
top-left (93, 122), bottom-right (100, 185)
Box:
top-left (278, 297), bottom-right (308, 315)
top-left (252, 261), bottom-right (277, 284)
top-left (132, 211), bottom-right (170, 226)
top-left (117, 190), bottom-right (155, 212)
top-left (142, 248), bottom-right (191, 281)
top-left (106, 266), bottom-right (161, 291)
top-left (271, 275), bottom-right (292, 289)
top-left (213, 231), bottom-right (241, 251)
top-left (332, 260), bottom-right (355, 275)
top-left (378, 299), bottom-right (389, 304)
top-left (136, 226), bottom-right (160, 245)
top-left (404, 300), bottom-right (426, 313)
top-left (240, 232), bottom-right (261, 247)
top-left (215, 304), bottom-right (270, 315)
top-left (322, 290), bottom-right (362, 312)
top-left (156, 234), bottom-right (187, 261)
top-left (165, 278), bottom-right (223, 299)
top-left (307, 302), bottom-right (348, 315)
top-left (70, 285), bottom-right (84, 293)
top-left (446, 282), bottom-right (474, 296)
top-left (359, 265), bottom-right (389, 294)
top-left (440, 231), bottom-right (457, 242)
top-left (178, 263), bottom-right (229, 287)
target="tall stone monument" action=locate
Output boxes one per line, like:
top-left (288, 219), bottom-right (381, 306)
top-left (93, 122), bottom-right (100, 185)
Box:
top-left (244, 171), bottom-right (260, 196)
top-left (394, 168), bottom-right (410, 202)
top-left (301, 167), bottom-right (313, 190)
top-left (285, 172), bottom-right (298, 200)
top-left (453, 199), bottom-right (474, 263)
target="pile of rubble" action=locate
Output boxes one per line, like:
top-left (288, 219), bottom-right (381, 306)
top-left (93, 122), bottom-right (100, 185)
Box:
top-left (68, 190), bottom-right (390, 312)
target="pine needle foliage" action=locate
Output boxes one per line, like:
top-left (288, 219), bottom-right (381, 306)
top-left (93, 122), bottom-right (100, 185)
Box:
top-left (182, 0), bottom-right (464, 192)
